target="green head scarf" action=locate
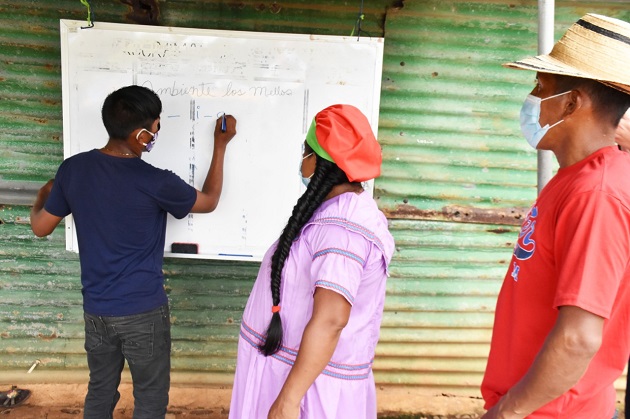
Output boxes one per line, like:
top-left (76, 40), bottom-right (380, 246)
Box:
top-left (305, 119), bottom-right (334, 163)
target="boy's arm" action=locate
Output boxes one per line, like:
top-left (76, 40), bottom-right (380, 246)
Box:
top-left (30, 179), bottom-right (63, 237)
top-left (190, 115), bottom-right (237, 213)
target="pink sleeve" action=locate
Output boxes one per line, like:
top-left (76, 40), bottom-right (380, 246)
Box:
top-left (306, 224), bottom-right (372, 305)
top-left (553, 191), bottom-right (630, 318)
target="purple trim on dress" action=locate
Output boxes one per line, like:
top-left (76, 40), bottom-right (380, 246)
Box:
top-left (312, 247), bottom-right (365, 266)
top-left (310, 216), bottom-right (386, 255)
top-left (314, 279), bottom-right (355, 304)
top-left (240, 321), bottom-right (373, 380)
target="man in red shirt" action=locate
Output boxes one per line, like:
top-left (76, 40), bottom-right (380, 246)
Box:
top-left (615, 109), bottom-right (630, 419)
top-left (481, 14), bottom-right (630, 418)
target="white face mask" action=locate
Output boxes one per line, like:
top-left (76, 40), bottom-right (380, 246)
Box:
top-left (299, 152), bottom-right (314, 187)
top-left (519, 91), bottom-right (571, 149)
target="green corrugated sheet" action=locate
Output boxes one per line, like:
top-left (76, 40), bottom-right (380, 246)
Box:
top-left (375, 0), bottom-right (629, 397)
top-left (1, 0), bottom-right (628, 403)
top-left (378, 1), bottom-right (541, 219)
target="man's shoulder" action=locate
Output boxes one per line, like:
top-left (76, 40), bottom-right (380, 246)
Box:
top-left (596, 148), bottom-right (630, 189)
top-left (564, 149), bottom-right (630, 209)
top-left (570, 148), bottom-right (630, 189)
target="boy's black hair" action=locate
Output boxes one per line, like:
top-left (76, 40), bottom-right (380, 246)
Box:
top-left (101, 85), bottom-right (162, 140)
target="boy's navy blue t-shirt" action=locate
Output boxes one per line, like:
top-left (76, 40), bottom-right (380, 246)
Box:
top-left (45, 149), bottom-right (197, 316)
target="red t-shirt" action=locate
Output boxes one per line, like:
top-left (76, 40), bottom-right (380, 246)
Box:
top-left (481, 146), bottom-right (630, 418)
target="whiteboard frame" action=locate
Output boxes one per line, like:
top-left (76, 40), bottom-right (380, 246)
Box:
top-left (60, 19), bottom-right (384, 262)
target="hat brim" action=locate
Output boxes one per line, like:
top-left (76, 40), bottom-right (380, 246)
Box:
top-left (504, 54), bottom-right (588, 79)
top-left (504, 55), bottom-right (630, 94)
top-left (503, 13), bottom-right (630, 95)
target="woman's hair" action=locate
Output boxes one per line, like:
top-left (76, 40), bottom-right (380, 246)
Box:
top-left (259, 146), bottom-right (351, 356)
top-left (101, 85), bottom-right (162, 140)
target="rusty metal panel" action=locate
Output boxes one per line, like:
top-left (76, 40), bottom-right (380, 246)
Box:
top-left (377, 0), bottom-right (630, 226)
top-left (378, 1), bottom-right (541, 226)
top-left (374, 0), bottom-right (630, 397)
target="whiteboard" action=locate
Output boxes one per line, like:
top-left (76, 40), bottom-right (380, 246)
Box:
top-left (59, 20), bottom-right (384, 262)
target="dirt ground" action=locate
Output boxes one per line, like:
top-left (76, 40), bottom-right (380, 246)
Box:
top-left (0, 384), bottom-right (487, 419)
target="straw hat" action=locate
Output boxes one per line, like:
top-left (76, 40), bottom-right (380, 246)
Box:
top-left (504, 13), bottom-right (630, 95)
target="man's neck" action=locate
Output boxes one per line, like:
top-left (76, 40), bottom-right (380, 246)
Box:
top-left (553, 126), bottom-right (617, 168)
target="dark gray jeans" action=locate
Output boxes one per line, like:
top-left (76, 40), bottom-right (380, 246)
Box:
top-left (83, 304), bottom-right (171, 419)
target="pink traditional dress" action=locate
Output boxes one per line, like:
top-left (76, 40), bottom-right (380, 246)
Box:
top-left (229, 191), bottom-right (395, 419)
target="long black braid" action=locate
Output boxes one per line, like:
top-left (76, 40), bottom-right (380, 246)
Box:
top-left (259, 152), bottom-right (352, 356)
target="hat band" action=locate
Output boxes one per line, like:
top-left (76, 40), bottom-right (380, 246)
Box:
top-left (576, 18), bottom-right (630, 45)
top-left (305, 119), bottom-right (334, 163)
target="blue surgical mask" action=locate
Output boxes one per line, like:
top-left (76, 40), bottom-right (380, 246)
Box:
top-left (299, 152), bottom-right (314, 187)
top-left (519, 91), bottom-right (571, 149)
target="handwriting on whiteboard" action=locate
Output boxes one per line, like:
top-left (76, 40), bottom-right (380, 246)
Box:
top-left (141, 80), bottom-right (295, 98)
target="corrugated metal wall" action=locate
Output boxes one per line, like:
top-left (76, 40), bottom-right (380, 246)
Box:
top-left (376, 0), bottom-right (542, 394)
top-left (2, 0), bottom-right (630, 403)
top-left (375, 0), bottom-right (630, 398)
top-left (0, 0), bottom-right (391, 387)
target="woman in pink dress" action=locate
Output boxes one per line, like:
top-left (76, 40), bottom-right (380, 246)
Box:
top-left (229, 104), bottom-right (395, 419)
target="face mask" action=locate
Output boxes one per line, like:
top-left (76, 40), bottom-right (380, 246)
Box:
top-left (519, 91), bottom-right (571, 149)
top-left (299, 152), bottom-right (314, 187)
top-left (136, 128), bottom-right (158, 152)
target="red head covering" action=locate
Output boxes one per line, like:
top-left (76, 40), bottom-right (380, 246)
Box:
top-left (311, 104), bottom-right (381, 182)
